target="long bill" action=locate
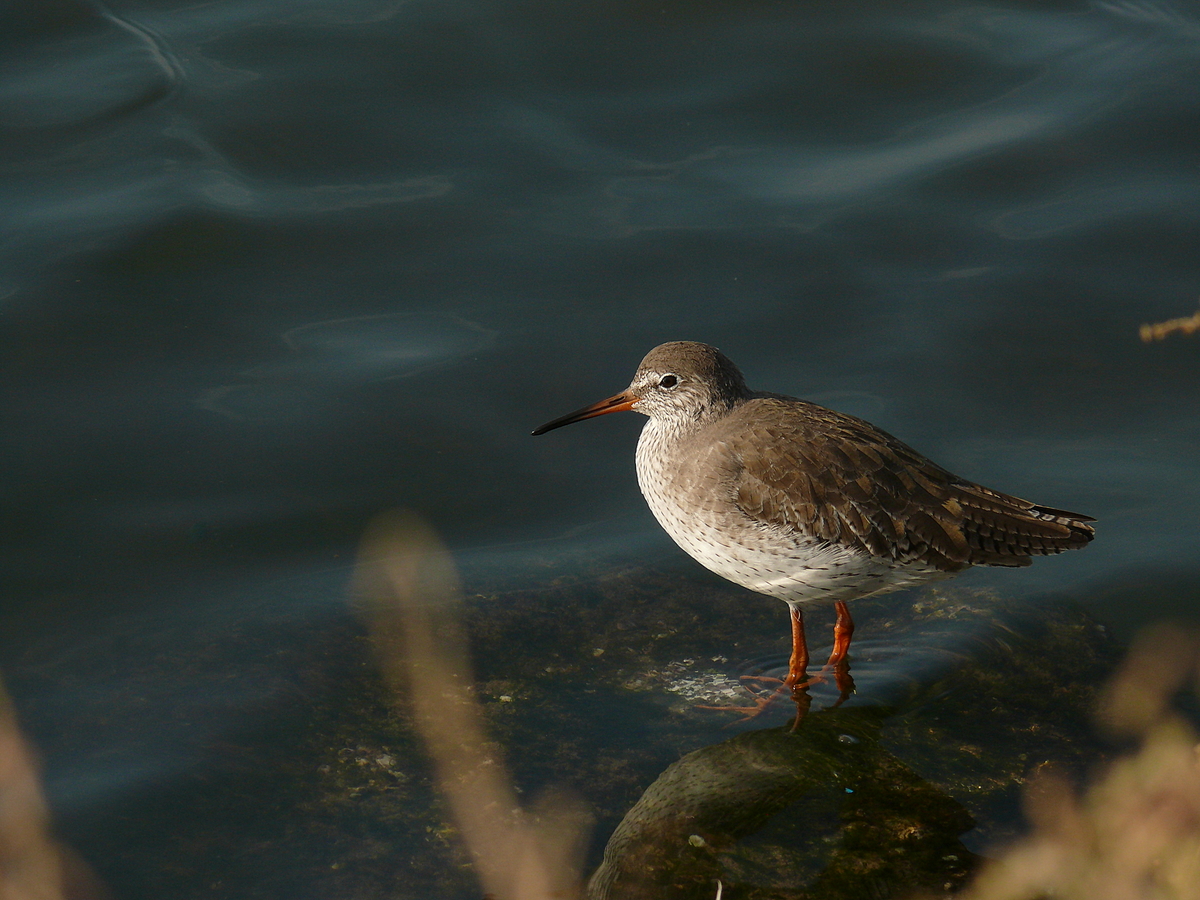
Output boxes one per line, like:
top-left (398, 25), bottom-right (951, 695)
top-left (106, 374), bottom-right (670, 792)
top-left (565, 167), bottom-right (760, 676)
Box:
top-left (531, 390), bottom-right (638, 435)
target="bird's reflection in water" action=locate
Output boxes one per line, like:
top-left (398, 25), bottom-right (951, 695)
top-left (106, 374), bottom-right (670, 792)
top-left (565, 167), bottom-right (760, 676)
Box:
top-left (588, 705), bottom-right (979, 900)
top-left (716, 658), bottom-right (853, 728)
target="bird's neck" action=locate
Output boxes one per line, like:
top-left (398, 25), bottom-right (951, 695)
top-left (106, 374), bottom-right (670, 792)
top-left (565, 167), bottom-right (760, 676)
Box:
top-left (635, 400), bottom-right (731, 459)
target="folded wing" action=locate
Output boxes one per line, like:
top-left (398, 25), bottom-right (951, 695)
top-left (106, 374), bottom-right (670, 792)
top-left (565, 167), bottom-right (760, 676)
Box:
top-left (724, 398), bottom-right (1095, 573)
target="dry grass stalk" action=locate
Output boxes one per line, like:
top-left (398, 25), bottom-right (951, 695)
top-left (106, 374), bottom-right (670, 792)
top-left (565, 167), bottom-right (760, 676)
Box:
top-left (1140, 306), bottom-right (1200, 342)
top-left (352, 511), bottom-right (589, 900)
top-left (962, 624), bottom-right (1200, 900)
top-left (0, 682), bottom-right (65, 900)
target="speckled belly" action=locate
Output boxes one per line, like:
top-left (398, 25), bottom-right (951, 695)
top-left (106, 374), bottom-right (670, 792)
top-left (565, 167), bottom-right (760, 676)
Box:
top-left (635, 422), bottom-right (946, 605)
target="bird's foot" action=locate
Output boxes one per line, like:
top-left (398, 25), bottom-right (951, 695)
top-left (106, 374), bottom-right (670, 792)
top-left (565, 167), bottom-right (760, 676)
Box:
top-left (696, 672), bottom-right (814, 725)
top-left (714, 658), bottom-right (855, 715)
top-left (696, 684), bottom-right (812, 727)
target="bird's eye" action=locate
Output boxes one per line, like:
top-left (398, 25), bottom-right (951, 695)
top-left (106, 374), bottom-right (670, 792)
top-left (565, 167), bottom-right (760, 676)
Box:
top-left (659, 374), bottom-right (678, 389)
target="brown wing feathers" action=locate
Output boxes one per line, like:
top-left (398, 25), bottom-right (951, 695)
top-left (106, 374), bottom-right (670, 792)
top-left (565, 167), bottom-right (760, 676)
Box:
top-left (948, 482), bottom-right (1094, 567)
top-left (726, 398), bottom-right (1094, 573)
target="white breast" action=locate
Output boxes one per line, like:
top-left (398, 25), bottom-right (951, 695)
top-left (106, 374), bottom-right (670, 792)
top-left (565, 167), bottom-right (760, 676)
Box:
top-left (634, 418), bottom-right (946, 605)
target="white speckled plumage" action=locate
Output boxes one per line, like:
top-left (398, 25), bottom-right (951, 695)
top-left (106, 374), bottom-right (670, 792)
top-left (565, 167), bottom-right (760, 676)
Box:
top-left (635, 408), bottom-right (946, 606)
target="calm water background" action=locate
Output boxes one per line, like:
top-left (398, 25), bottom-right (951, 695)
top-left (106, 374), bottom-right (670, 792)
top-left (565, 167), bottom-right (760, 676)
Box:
top-left (2, 0), bottom-right (1199, 895)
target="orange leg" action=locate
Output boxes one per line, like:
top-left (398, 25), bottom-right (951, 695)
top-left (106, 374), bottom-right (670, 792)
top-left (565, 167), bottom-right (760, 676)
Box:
top-left (825, 600), bottom-right (855, 667)
top-left (786, 603), bottom-right (810, 689)
top-left (712, 603), bottom-right (810, 721)
top-left (708, 602), bottom-right (851, 723)
top-left (820, 601), bottom-right (856, 705)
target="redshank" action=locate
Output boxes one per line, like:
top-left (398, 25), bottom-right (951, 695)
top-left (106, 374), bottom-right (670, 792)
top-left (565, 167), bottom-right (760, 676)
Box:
top-left (533, 341), bottom-right (1094, 699)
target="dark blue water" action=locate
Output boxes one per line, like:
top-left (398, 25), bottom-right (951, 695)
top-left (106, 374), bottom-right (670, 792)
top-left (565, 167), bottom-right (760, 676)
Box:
top-left (3, 0), bottom-right (1199, 895)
